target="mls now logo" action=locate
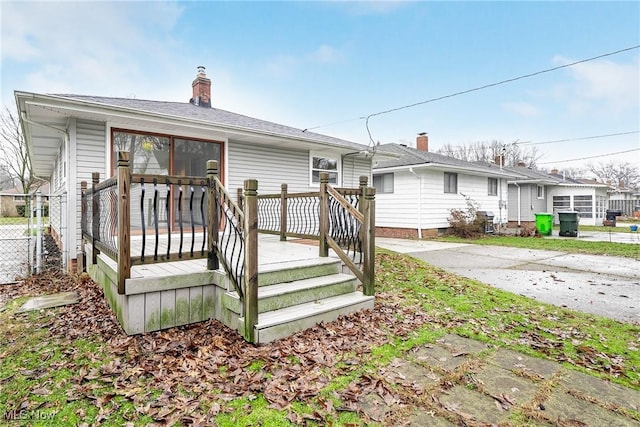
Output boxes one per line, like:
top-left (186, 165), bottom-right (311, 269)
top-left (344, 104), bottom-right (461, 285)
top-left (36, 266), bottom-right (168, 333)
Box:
top-left (3, 410), bottom-right (57, 421)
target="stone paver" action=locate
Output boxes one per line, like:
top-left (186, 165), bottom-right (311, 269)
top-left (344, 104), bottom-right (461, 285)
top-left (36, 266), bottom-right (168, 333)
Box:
top-left (490, 349), bottom-right (563, 380)
top-left (544, 390), bottom-right (640, 427)
top-left (355, 335), bottom-right (640, 426)
top-left (16, 291), bottom-right (79, 312)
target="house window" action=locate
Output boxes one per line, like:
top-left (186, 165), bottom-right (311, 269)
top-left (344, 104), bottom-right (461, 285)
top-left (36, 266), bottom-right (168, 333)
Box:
top-left (311, 155), bottom-right (339, 184)
top-left (444, 172), bottom-right (457, 194)
top-left (373, 173), bottom-right (394, 194)
top-left (553, 196), bottom-right (570, 212)
top-left (111, 130), bottom-right (222, 176)
top-left (537, 185), bottom-right (544, 199)
top-left (574, 195), bottom-right (593, 218)
top-left (596, 196), bottom-right (606, 218)
top-left (488, 178), bottom-right (498, 196)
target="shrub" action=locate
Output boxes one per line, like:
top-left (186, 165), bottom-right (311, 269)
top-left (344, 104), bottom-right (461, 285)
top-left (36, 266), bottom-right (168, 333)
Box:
top-left (446, 196), bottom-right (486, 238)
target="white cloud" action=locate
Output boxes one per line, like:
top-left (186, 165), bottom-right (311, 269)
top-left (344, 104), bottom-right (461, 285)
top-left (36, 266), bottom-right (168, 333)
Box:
top-left (1, 1), bottom-right (186, 102)
top-left (553, 55), bottom-right (640, 115)
top-left (307, 45), bottom-right (342, 63)
top-left (502, 102), bottom-right (542, 118)
top-left (265, 44), bottom-right (343, 77)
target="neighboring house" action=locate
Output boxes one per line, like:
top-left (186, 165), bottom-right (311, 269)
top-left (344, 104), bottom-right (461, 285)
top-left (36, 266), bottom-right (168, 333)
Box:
top-left (16, 67), bottom-right (375, 270)
top-left (608, 186), bottom-right (640, 217)
top-left (505, 166), bottom-right (609, 226)
top-left (372, 135), bottom-right (520, 238)
top-left (0, 182), bottom-right (50, 217)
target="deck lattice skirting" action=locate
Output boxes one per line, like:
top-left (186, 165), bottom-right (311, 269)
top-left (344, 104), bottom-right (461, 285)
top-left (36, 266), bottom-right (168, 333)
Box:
top-left (80, 152), bottom-right (375, 343)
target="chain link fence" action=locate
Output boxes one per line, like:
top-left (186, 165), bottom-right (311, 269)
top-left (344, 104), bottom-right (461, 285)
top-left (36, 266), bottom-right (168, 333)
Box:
top-left (0, 192), bottom-right (66, 284)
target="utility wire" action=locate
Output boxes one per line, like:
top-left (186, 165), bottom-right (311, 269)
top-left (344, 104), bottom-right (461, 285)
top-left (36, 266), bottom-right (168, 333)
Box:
top-left (538, 148), bottom-right (640, 165)
top-left (302, 45), bottom-right (640, 141)
top-left (517, 131), bottom-right (640, 146)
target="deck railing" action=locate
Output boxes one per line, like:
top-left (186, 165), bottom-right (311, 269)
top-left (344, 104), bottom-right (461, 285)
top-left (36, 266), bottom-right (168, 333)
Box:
top-left (251, 174), bottom-right (375, 295)
top-left (81, 153), bottom-right (374, 341)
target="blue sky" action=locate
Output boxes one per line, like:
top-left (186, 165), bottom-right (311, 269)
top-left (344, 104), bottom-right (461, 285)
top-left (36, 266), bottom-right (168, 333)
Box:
top-left (1, 1), bottom-right (638, 170)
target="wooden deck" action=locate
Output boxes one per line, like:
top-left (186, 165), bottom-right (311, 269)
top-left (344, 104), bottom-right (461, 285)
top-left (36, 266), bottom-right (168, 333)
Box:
top-left (126, 234), bottom-right (326, 280)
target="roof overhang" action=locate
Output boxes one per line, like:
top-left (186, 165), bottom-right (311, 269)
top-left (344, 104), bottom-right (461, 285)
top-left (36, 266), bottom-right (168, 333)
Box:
top-left (507, 179), bottom-right (559, 185)
top-left (373, 162), bottom-right (522, 179)
top-left (15, 91), bottom-right (374, 178)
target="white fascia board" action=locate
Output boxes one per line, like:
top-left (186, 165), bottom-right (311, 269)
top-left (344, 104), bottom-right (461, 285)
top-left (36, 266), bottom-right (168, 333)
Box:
top-left (507, 179), bottom-right (558, 185)
top-left (18, 92), bottom-right (367, 154)
top-left (374, 162), bottom-right (521, 178)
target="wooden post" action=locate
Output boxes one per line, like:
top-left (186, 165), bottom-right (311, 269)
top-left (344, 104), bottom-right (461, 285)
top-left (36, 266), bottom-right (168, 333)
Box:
top-left (358, 175), bottom-right (368, 251)
top-left (243, 179), bottom-right (259, 343)
top-left (362, 187), bottom-right (376, 296)
top-left (117, 151), bottom-right (131, 295)
top-left (319, 172), bottom-right (329, 257)
top-left (280, 183), bottom-right (287, 241)
top-left (207, 160), bottom-right (219, 270)
top-left (80, 180), bottom-right (87, 270)
top-left (91, 172), bottom-right (100, 265)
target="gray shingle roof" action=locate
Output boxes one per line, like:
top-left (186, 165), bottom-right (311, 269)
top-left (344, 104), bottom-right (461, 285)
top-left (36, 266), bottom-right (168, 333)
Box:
top-left (53, 94), bottom-right (368, 151)
top-left (373, 143), bottom-right (520, 177)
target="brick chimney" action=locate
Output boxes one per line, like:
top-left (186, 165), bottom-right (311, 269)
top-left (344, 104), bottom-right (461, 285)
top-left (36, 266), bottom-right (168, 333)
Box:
top-left (551, 168), bottom-right (559, 175)
top-left (416, 133), bottom-right (428, 152)
top-left (517, 161), bottom-right (526, 167)
top-left (495, 155), bottom-right (504, 166)
top-left (190, 66), bottom-right (211, 108)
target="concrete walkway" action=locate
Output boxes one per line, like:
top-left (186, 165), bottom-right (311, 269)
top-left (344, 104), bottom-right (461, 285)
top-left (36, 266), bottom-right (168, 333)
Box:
top-left (376, 237), bottom-right (640, 324)
top-left (360, 334), bottom-right (640, 426)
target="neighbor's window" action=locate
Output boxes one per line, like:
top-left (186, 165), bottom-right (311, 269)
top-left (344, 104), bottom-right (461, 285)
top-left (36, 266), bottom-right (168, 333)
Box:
top-left (537, 185), bottom-right (544, 199)
top-left (488, 178), bottom-right (498, 196)
top-left (311, 155), bottom-right (339, 184)
top-left (373, 173), bottom-right (394, 194)
top-left (444, 172), bottom-right (457, 194)
top-left (574, 195), bottom-right (593, 218)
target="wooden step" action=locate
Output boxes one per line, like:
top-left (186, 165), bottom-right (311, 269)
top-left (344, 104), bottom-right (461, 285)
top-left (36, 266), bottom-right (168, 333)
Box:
top-left (223, 273), bottom-right (357, 314)
top-left (243, 292), bottom-right (374, 344)
top-left (258, 257), bottom-right (341, 286)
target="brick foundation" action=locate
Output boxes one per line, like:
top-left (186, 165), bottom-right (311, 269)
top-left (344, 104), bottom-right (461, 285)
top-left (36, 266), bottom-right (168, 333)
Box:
top-left (375, 226), bottom-right (441, 239)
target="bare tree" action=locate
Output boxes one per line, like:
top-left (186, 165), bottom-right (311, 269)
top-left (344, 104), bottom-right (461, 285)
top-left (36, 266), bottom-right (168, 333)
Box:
top-left (436, 140), bottom-right (542, 167)
top-left (587, 161), bottom-right (640, 188)
top-left (0, 106), bottom-right (42, 193)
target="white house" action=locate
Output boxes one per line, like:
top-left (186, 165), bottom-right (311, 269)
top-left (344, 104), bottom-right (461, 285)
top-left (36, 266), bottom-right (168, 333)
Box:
top-left (372, 135), bottom-right (520, 238)
top-left (505, 166), bottom-right (610, 227)
top-left (15, 67), bottom-right (375, 271)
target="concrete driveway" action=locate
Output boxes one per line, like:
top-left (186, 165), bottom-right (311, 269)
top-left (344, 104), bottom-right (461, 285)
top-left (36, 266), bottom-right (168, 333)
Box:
top-left (376, 238), bottom-right (640, 324)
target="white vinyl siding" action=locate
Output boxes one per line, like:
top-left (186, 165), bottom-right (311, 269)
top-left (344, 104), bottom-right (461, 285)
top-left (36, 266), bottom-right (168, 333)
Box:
top-left (342, 156), bottom-right (371, 188)
top-left (376, 169), bottom-right (509, 230)
top-left (227, 142), bottom-right (309, 194)
top-left (507, 183), bottom-right (548, 223)
top-left (74, 119), bottom-right (107, 254)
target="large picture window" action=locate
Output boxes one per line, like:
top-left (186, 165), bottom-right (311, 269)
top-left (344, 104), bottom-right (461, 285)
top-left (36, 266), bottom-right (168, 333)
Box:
top-left (574, 195), bottom-right (593, 218)
top-left (444, 172), bottom-right (457, 194)
top-left (111, 130), bottom-right (222, 176)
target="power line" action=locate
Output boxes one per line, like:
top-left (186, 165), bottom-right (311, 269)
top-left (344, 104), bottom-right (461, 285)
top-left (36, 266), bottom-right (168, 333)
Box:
top-left (302, 45), bottom-right (640, 137)
top-left (537, 148), bottom-right (640, 165)
top-left (517, 131), bottom-right (640, 146)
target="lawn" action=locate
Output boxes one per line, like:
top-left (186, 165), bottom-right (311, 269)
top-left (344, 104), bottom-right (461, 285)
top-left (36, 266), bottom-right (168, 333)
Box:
top-left (1, 253), bottom-right (638, 426)
top-left (439, 234), bottom-right (640, 258)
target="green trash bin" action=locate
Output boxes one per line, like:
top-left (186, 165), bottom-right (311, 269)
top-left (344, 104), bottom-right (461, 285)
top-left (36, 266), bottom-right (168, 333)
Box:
top-left (534, 213), bottom-right (553, 236)
top-left (558, 211), bottom-right (579, 237)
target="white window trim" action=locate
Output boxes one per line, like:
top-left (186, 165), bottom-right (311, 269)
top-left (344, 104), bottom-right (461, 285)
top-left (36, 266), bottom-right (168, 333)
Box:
top-left (373, 173), bottom-right (394, 194)
top-left (537, 184), bottom-right (544, 199)
top-left (488, 177), bottom-right (498, 196)
top-left (444, 172), bottom-right (458, 194)
top-left (309, 152), bottom-right (341, 186)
